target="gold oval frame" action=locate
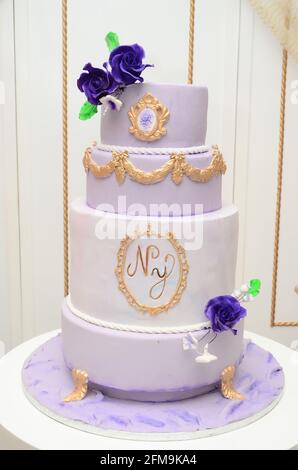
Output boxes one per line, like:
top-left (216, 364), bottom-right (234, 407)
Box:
top-left (115, 227), bottom-right (189, 315)
top-left (128, 93), bottom-right (170, 142)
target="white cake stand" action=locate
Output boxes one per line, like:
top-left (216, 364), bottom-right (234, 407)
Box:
top-left (0, 330), bottom-right (297, 450)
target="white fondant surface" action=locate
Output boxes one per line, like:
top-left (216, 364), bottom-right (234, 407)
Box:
top-left (70, 199), bottom-right (238, 329)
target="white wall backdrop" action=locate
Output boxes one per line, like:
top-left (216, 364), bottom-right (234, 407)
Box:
top-left (0, 0), bottom-right (297, 351)
top-left (0, 0), bottom-right (22, 352)
top-left (235, 1), bottom-right (298, 345)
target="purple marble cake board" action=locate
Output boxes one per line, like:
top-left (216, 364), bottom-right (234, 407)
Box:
top-left (22, 335), bottom-right (284, 441)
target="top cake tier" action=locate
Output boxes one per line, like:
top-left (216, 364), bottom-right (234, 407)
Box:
top-left (100, 82), bottom-right (208, 148)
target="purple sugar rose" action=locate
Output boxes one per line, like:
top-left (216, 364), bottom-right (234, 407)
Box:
top-left (77, 63), bottom-right (118, 106)
top-left (108, 44), bottom-right (153, 86)
top-left (204, 295), bottom-right (247, 335)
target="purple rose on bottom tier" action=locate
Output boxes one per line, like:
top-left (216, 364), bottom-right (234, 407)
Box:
top-left (77, 63), bottom-right (118, 106)
top-left (204, 295), bottom-right (247, 335)
top-left (109, 44), bottom-right (153, 86)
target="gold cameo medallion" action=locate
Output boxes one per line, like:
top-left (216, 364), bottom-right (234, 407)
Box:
top-left (115, 227), bottom-right (189, 315)
top-left (128, 93), bottom-right (170, 142)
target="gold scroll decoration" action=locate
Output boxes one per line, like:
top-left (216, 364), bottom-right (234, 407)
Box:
top-left (83, 145), bottom-right (226, 186)
top-left (128, 93), bottom-right (170, 142)
top-left (115, 227), bottom-right (189, 315)
top-left (221, 365), bottom-right (245, 401)
top-left (64, 369), bottom-right (89, 403)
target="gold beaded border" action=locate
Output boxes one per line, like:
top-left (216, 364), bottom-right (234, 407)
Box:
top-left (115, 228), bottom-right (189, 315)
top-left (83, 145), bottom-right (226, 185)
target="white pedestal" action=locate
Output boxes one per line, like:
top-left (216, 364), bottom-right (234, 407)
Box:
top-left (0, 330), bottom-right (297, 450)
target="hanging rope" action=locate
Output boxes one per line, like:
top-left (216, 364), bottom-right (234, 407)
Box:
top-left (270, 8), bottom-right (297, 326)
top-left (188, 0), bottom-right (196, 84)
top-left (62, 0), bottom-right (69, 296)
top-left (270, 48), bottom-right (295, 326)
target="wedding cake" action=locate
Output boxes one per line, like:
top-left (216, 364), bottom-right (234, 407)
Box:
top-left (23, 34), bottom-right (284, 440)
top-left (61, 33), bottom-right (258, 404)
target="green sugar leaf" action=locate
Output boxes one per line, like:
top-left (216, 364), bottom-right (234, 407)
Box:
top-left (105, 32), bottom-right (120, 52)
top-left (248, 279), bottom-right (261, 297)
top-left (79, 101), bottom-right (98, 120)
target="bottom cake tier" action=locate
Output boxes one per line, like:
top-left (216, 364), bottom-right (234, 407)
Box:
top-left (22, 333), bottom-right (284, 439)
top-left (62, 300), bottom-right (244, 402)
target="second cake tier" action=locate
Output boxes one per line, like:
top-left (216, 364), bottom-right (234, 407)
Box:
top-left (69, 199), bottom-right (238, 331)
top-left (84, 144), bottom-right (226, 215)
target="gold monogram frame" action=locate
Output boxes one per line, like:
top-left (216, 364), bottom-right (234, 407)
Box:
top-left (115, 228), bottom-right (189, 315)
top-left (128, 93), bottom-right (170, 142)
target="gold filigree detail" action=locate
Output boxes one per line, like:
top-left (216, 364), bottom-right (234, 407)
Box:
top-left (83, 147), bottom-right (120, 179)
top-left (185, 146), bottom-right (227, 182)
top-left (128, 93), bottom-right (170, 142)
top-left (83, 145), bottom-right (226, 185)
top-left (115, 228), bottom-right (189, 315)
top-left (64, 368), bottom-right (89, 403)
top-left (171, 154), bottom-right (187, 185)
top-left (221, 366), bottom-right (245, 401)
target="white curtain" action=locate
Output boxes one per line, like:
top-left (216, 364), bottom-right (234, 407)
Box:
top-left (250, 0), bottom-right (298, 61)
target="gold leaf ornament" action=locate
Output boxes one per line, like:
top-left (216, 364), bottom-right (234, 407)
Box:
top-left (185, 145), bottom-right (227, 182)
top-left (171, 154), bottom-right (187, 185)
top-left (113, 151), bottom-right (128, 184)
top-left (221, 365), bottom-right (245, 401)
top-left (64, 368), bottom-right (89, 403)
top-left (83, 147), bottom-right (115, 178)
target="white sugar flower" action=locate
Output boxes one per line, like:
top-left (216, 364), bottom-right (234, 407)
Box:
top-left (195, 344), bottom-right (218, 364)
top-left (100, 94), bottom-right (123, 112)
top-left (183, 332), bottom-right (218, 364)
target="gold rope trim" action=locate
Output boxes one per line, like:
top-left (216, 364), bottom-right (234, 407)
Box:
top-left (271, 48), bottom-right (298, 328)
top-left (188, 0), bottom-right (196, 84)
top-left (83, 145), bottom-right (226, 185)
top-left (62, 0), bottom-right (69, 296)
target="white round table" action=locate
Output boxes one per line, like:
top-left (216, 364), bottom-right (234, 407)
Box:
top-left (0, 330), bottom-right (297, 450)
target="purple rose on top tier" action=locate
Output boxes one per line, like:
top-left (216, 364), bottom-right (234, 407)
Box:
top-left (205, 295), bottom-right (247, 335)
top-left (108, 44), bottom-right (153, 86)
top-left (77, 63), bottom-right (118, 105)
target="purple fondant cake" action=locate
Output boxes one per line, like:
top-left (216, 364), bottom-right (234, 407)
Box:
top-left (63, 35), bottom-right (257, 402)
top-left (64, 74), bottom-right (243, 402)
top-left (23, 34), bottom-right (279, 438)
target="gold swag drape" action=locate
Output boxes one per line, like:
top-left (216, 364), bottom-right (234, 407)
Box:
top-left (250, 0), bottom-right (298, 62)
